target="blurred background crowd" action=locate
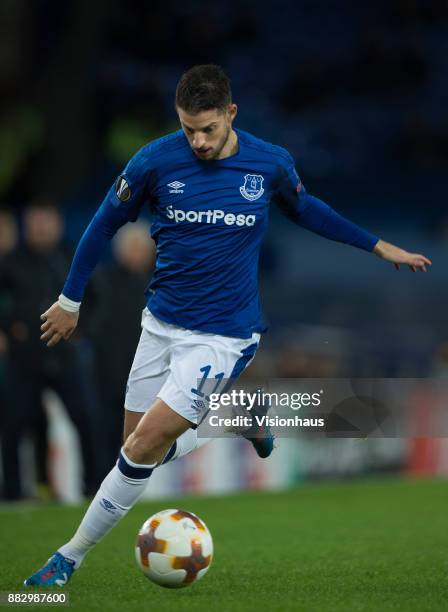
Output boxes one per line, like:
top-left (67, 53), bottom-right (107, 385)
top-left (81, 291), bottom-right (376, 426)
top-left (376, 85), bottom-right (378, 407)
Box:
top-left (0, 0), bottom-right (447, 501)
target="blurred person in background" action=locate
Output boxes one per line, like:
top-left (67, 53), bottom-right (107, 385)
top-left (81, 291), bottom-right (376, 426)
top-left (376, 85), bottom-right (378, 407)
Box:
top-left (432, 341), bottom-right (448, 380)
top-left (96, 221), bottom-right (155, 469)
top-left (0, 202), bottom-right (105, 500)
top-left (276, 347), bottom-right (343, 378)
top-left (0, 209), bottom-right (18, 258)
top-left (0, 209), bottom-right (19, 481)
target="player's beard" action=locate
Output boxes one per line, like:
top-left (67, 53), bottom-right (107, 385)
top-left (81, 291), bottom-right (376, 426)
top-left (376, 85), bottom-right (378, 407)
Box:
top-left (209, 125), bottom-right (232, 160)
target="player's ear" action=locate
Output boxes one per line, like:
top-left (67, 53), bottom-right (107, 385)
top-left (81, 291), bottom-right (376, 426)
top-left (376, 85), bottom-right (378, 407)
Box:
top-left (227, 103), bottom-right (237, 123)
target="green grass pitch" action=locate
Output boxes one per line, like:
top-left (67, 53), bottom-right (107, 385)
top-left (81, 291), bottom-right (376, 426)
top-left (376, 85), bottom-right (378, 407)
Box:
top-left (1, 477), bottom-right (448, 611)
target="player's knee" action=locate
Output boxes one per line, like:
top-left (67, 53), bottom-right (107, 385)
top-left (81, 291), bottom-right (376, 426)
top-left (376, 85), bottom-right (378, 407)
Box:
top-left (123, 430), bottom-right (169, 465)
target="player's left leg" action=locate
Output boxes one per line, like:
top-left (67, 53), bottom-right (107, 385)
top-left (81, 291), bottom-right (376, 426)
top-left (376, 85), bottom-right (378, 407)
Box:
top-left (24, 399), bottom-right (191, 587)
top-left (123, 408), bottom-right (144, 441)
top-left (123, 408), bottom-right (212, 466)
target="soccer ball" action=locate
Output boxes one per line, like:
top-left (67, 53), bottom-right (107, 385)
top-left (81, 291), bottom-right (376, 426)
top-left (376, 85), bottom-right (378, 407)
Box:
top-left (135, 508), bottom-right (213, 588)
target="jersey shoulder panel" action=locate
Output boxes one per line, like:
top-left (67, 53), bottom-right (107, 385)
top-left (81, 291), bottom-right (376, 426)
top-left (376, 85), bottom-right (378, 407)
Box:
top-left (144, 130), bottom-right (189, 164)
top-left (121, 131), bottom-right (188, 190)
top-left (237, 129), bottom-right (293, 167)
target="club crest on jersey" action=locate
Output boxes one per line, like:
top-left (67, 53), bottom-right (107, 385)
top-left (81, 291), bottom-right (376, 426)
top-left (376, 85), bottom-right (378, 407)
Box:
top-left (240, 174), bottom-right (264, 201)
top-left (115, 176), bottom-right (131, 202)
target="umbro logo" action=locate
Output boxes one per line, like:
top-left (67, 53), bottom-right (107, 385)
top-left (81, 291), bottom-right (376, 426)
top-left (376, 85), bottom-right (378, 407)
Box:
top-left (167, 180), bottom-right (185, 194)
top-left (100, 498), bottom-right (117, 514)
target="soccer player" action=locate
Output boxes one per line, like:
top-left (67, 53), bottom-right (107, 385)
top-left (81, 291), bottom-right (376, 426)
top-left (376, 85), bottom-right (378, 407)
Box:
top-left (24, 65), bottom-right (431, 586)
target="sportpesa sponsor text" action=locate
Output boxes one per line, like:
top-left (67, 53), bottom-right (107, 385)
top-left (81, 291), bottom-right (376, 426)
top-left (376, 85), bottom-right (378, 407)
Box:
top-left (166, 205), bottom-right (256, 226)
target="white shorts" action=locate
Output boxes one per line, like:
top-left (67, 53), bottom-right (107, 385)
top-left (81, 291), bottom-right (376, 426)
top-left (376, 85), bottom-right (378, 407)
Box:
top-left (125, 308), bottom-right (260, 425)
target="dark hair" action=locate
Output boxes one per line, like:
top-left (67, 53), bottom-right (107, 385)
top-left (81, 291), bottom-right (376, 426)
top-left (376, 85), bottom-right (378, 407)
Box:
top-left (175, 64), bottom-right (232, 114)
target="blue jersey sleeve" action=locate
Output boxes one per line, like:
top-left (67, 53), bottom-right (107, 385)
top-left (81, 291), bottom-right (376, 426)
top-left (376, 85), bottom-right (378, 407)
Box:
top-left (62, 146), bottom-right (153, 302)
top-left (272, 152), bottom-right (379, 252)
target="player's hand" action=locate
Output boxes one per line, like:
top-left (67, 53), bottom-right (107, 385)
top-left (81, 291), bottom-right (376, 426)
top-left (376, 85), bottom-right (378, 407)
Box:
top-left (40, 302), bottom-right (79, 348)
top-left (373, 239), bottom-right (432, 272)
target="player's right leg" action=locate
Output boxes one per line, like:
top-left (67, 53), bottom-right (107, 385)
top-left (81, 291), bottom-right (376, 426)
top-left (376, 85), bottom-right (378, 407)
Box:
top-left (24, 399), bottom-right (191, 587)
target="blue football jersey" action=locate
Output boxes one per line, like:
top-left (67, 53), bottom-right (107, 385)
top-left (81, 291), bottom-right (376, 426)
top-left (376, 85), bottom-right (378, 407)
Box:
top-left (108, 128), bottom-right (303, 338)
top-left (62, 128), bottom-right (378, 338)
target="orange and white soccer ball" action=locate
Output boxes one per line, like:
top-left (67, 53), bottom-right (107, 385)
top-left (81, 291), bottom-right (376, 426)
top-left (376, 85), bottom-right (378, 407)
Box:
top-left (135, 509), bottom-right (213, 588)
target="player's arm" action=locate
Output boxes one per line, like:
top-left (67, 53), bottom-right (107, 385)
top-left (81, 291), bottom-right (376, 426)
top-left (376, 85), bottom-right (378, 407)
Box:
top-left (41, 151), bottom-right (151, 348)
top-left (273, 154), bottom-right (431, 272)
